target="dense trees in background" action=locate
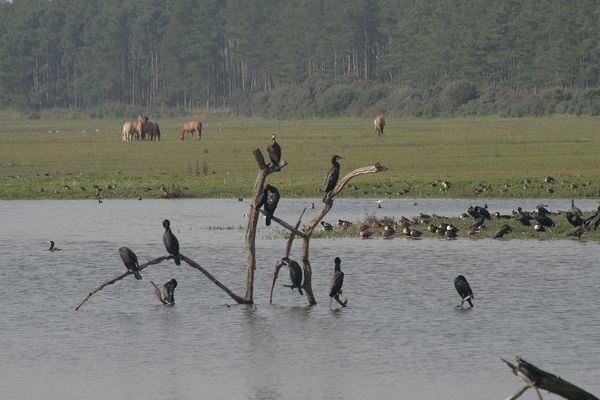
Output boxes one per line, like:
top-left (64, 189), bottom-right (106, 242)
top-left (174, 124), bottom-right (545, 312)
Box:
top-left (1, 0), bottom-right (600, 116)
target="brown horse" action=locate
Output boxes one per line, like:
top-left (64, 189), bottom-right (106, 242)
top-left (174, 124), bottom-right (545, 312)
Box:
top-left (179, 120), bottom-right (202, 141)
top-left (136, 114), bottom-right (161, 141)
top-left (374, 115), bottom-right (385, 136)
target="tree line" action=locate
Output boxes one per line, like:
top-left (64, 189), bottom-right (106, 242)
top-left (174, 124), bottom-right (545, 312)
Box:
top-left (1, 0), bottom-right (600, 116)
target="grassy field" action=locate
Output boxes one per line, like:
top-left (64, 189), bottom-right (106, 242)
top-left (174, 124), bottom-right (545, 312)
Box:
top-left (1, 115), bottom-right (600, 199)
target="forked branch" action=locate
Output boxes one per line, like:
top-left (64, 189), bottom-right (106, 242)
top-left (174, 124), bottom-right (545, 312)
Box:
top-left (75, 255), bottom-right (168, 310)
top-left (503, 356), bottom-right (598, 400)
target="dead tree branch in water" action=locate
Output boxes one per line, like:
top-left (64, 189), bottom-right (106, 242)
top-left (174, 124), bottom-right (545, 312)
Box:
top-left (75, 256), bottom-right (168, 310)
top-left (270, 208), bottom-right (306, 304)
top-left (150, 281), bottom-right (168, 304)
top-left (244, 148), bottom-right (288, 303)
top-left (269, 163), bottom-right (387, 305)
top-left (503, 355), bottom-right (599, 400)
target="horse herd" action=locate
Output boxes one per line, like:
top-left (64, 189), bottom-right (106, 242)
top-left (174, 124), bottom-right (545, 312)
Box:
top-left (121, 115), bottom-right (202, 142)
top-left (121, 114), bottom-right (384, 142)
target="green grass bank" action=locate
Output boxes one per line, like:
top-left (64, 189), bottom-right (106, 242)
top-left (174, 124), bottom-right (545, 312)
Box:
top-left (1, 116), bottom-right (599, 200)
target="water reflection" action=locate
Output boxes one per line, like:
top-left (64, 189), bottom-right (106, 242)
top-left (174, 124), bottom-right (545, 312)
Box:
top-left (0, 199), bottom-right (599, 400)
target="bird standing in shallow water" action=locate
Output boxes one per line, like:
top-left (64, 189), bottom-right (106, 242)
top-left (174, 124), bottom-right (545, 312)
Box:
top-left (119, 247), bottom-right (142, 280)
top-left (267, 134), bottom-right (281, 168)
top-left (162, 219), bottom-right (181, 265)
top-left (323, 155), bottom-right (342, 201)
top-left (161, 279), bottom-right (178, 304)
top-left (454, 275), bottom-right (474, 308)
top-left (329, 257), bottom-right (344, 301)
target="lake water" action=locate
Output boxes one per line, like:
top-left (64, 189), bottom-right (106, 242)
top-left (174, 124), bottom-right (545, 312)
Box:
top-left (1, 198), bottom-right (599, 400)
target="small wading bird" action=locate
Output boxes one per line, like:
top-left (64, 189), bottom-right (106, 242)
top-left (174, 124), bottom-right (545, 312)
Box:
top-left (282, 257), bottom-right (303, 295)
top-left (323, 155), bottom-right (342, 202)
top-left (257, 184), bottom-right (280, 226)
top-left (119, 247), bottom-right (142, 280)
top-left (454, 275), bottom-right (474, 308)
top-left (329, 257), bottom-right (345, 305)
top-left (162, 219), bottom-right (181, 265)
top-left (266, 134), bottom-right (281, 168)
top-left (47, 240), bottom-right (61, 252)
top-left (162, 279), bottom-right (178, 304)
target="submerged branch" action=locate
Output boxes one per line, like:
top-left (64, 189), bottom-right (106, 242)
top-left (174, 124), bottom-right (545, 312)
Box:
top-left (503, 356), bottom-right (599, 400)
top-left (150, 281), bottom-right (168, 305)
top-left (75, 255), bottom-right (168, 310)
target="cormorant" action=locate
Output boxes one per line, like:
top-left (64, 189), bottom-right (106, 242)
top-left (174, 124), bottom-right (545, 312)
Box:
top-left (162, 219), bottom-right (181, 265)
top-left (47, 240), bottom-right (61, 252)
top-left (323, 155), bottom-right (342, 201)
top-left (258, 184), bottom-right (280, 226)
top-left (454, 275), bottom-right (474, 308)
top-left (329, 257), bottom-right (344, 299)
top-left (267, 134), bottom-right (281, 168)
top-left (565, 211), bottom-right (584, 227)
top-left (283, 258), bottom-right (303, 295)
top-left (119, 247), bottom-right (142, 280)
top-left (161, 279), bottom-right (178, 304)
top-left (493, 224), bottom-right (513, 239)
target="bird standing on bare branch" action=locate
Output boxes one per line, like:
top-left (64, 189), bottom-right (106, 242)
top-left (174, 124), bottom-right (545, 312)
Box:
top-left (283, 257), bottom-right (303, 295)
top-left (267, 134), bottom-right (281, 168)
top-left (162, 219), bottom-right (181, 265)
top-left (119, 247), bottom-right (142, 280)
top-left (329, 257), bottom-right (344, 299)
top-left (323, 155), bottom-right (342, 201)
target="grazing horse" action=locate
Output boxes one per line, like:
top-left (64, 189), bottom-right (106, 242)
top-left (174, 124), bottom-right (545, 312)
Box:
top-left (374, 115), bottom-right (385, 136)
top-left (121, 121), bottom-right (135, 142)
top-left (136, 114), bottom-right (161, 141)
top-left (179, 120), bottom-right (202, 141)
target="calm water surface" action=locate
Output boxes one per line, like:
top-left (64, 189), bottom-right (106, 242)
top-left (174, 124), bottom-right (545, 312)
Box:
top-left (1, 199), bottom-right (599, 400)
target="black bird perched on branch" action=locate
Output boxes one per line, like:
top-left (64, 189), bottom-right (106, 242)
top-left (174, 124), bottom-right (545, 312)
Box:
top-left (257, 184), bottom-right (280, 226)
top-left (329, 257), bottom-right (344, 299)
top-left (267, 134), bottom-right (281, 168)
top-left (119, 247), bottom-right (142, 280)
top-left (283, 257), bottom-right (303, 295)
top-left (323, 155), bottom-right (343, 201)
top-left (47, 240), bottom-right (61, 252)
top-left (161, 279), bottom-right (178, 304)
top-left (454, 275), bottom-right (474, 308)
top-left (162, 219), bottom-right (181, 265)
top-left (493, 224), bottom-right (513, 239)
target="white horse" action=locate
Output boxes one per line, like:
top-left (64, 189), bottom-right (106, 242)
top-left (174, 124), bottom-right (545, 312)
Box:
top-left (121, 121), bottom-right (135, 142)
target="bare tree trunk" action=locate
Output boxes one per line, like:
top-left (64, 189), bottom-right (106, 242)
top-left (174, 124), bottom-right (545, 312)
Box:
top-left (267, 164), bottom-right (387, 305)
top-left (503, 356), bottom-right (599, 400)
top-left (244, 148), bottom-right (287, 303)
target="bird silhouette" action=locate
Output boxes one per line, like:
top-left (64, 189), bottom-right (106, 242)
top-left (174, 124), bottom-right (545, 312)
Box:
top-left (329, 257), bottom-right (344, 301)
top-left (454, 275), bottom-right (474, 308)
top-left (267, 134), bottom-right (281, 168)
top-left (162, 219), bottom-right (181, 265)
top-left (119, 247), bottom-right (142, 280)
top-left (323, 155), bottom-right (342, 201)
